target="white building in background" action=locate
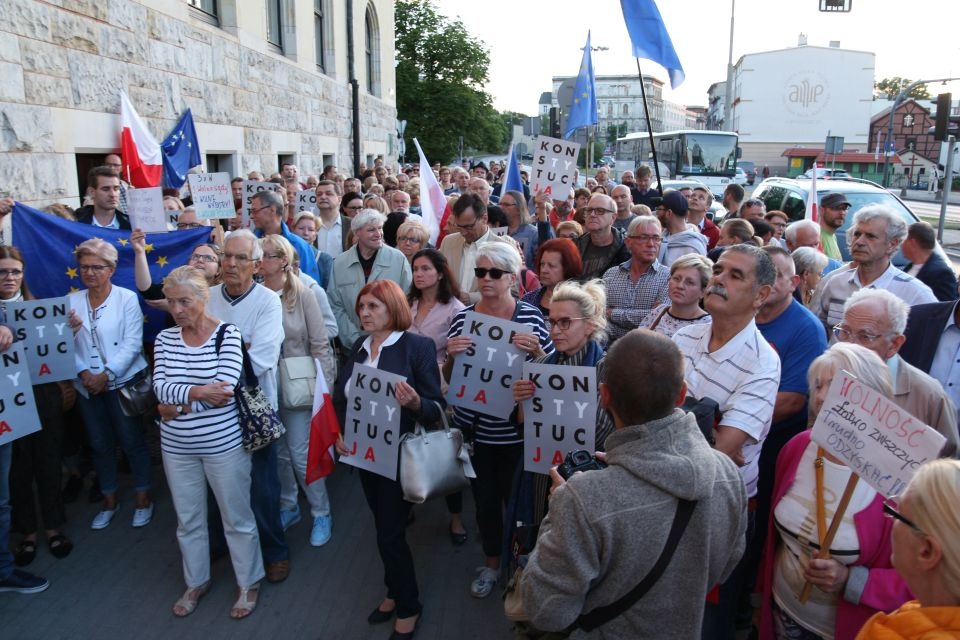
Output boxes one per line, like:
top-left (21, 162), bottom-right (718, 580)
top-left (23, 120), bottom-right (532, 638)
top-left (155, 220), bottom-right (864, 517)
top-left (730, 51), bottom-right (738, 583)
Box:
top-left (728, 39), bottom-right (875, 173)
top-left (551, 74), bottom-right (665, 139)
top-left (707, 81), bottom-right (727, 130)
top-left (0, 0), bottom-right (396, 208)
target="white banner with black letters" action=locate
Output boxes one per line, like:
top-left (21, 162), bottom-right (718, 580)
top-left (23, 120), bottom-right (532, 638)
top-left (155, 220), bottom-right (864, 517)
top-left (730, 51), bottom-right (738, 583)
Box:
top-left (341, 364), bottom-right (405, 481)
top-left (521, 362), bottom-right (596, 474)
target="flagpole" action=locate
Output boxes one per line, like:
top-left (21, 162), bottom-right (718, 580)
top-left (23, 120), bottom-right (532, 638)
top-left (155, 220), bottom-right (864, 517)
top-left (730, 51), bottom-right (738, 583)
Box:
top-left (635, 59), bottom-right (664, 196)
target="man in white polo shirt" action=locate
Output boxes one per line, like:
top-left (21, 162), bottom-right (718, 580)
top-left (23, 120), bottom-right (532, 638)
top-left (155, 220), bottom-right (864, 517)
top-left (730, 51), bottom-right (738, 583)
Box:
top-left (671, 243), bottom-right (781, 640)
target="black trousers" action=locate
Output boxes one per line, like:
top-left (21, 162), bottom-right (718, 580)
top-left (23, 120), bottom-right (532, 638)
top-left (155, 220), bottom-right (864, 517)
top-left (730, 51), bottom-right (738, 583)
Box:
top-left (469, 442), bottom-right (522, 559)
top-left (360, 469), bottom-right (421, 619)
top-left (11, 383), bottom-right (66, 534)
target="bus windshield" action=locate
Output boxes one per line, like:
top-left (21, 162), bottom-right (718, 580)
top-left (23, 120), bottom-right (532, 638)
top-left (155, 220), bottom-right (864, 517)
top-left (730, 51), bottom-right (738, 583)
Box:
top-left (680, 133), bottom-right (737, 176)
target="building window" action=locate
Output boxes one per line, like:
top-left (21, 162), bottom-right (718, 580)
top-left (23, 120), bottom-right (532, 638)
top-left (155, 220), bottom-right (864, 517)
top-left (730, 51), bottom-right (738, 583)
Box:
top-left (188, 0), bottom-right (218, 17)
top-left (314, 0), bottom-right (325, 71)
top-left (267, 0), bottom-right (282, 48)
top-left (365, 3), bottom-right (381, 97)
top-left (902, 113), bottom-right (915, 128)
top-left (607, 103), bottom-right (613, 116)
top-left (623, 104), bottom-right (629, 115)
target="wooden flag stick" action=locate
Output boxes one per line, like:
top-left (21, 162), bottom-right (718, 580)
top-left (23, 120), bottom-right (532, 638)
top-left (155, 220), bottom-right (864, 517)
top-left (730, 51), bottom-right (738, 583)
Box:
top-left (798, 473), bottom-right (860, 603)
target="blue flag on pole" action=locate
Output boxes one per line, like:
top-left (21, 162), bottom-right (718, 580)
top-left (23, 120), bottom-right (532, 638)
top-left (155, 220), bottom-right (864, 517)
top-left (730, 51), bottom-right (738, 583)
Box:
top-left (564, 31), bottom-right (598, 139)
top-left (161, 108), bottom-right (202, 189)
top-left (620, 0), bottom-right (685, 89)
top-left (502, 145), bottom-right (525, 198)
top-left (12, 203), bottom-right (209, 341)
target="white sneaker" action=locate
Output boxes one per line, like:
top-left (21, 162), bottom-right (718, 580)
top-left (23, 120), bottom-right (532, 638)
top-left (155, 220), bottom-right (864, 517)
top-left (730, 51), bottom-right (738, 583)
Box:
top-left (132, 503), bottom-right (154, 528)
top-left (91, 506), bottom-right (119, 530)
top-left (470, 566), bottom-right (499, 598)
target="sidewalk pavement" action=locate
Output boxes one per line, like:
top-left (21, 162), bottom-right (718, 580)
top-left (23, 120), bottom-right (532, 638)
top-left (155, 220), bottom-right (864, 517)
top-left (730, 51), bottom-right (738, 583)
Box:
top-left (0, 460), bottom-right (514, 640)
top-left (895, 187), bottom-right (960, 205)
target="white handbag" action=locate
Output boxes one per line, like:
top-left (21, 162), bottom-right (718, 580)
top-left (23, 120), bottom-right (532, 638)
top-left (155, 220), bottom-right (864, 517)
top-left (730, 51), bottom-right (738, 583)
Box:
top-left (399, 401), bottom-right (476, 504)
top-left (278, 356), bottom-right (317, 410)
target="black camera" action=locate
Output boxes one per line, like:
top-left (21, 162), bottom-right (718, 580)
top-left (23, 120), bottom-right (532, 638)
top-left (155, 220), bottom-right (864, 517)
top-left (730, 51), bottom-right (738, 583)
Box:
top-left (556, 450), bottom-right (607, 480)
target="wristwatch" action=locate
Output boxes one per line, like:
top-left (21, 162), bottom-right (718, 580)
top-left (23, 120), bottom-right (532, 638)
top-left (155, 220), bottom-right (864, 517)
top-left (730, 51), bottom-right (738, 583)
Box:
top-left (175, 404), bottom-right (186, 415)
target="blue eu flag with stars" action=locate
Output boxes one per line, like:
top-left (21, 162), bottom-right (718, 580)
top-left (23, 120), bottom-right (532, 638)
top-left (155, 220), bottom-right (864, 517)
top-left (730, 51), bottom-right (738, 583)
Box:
top-left (161, 108), bottom-right (202, 189)
top-left (564, 31), bottom-right (598, 140)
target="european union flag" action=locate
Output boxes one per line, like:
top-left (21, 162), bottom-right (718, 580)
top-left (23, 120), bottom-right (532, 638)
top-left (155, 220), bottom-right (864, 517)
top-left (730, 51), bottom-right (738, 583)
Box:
top-left (564, 31), bottom-right (598, 140)
top-left (620, 0), bottom-right (685, 89)
top-left (502, 145), bottom-right (525, 199)
top-left (12, 203), bottom-right (209, 341)
top-left (161, 108), bottom-right (202, 189)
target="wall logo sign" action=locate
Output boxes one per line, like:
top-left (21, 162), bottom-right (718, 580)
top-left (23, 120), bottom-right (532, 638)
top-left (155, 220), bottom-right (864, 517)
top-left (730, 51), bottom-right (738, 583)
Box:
top-left (783, 71), bottom-right (830, 117)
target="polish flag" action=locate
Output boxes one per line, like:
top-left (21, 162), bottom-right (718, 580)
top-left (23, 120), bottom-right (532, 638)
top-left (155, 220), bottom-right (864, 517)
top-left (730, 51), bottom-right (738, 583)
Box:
top-left (306, 368), bottom-right (341, 484)
top-left (414, 138), bottom-right (449, 246)
top-left (805, 163), bottom-right (819, 223)
top-left (120, 92), bottom-right (163, 188)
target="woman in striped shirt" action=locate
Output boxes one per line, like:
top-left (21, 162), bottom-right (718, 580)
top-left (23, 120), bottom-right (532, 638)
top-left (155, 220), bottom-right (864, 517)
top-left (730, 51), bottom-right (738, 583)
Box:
top-left (153, 266), bottom-right (264, 620)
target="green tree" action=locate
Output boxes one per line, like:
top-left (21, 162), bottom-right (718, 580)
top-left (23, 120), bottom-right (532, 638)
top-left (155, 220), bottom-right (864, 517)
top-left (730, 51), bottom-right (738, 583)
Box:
top-left (874, 77), bottom-right (931, 101)
top-left (395, 0), bottom-right (506, 162)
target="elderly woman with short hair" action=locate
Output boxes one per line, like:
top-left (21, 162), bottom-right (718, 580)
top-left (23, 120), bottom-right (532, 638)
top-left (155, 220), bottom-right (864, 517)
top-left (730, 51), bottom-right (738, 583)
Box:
top-left (792, 247), bottom-right (829, 308)
top-left (67, 238), bottom-right (153, 531)
top-left (153, 266), bottom-right (263, 619)
top-left (395, 219), bottom-right (430, 263)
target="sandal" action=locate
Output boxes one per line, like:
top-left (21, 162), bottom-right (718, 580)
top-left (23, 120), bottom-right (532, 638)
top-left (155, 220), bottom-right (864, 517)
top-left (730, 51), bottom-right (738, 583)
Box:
top-left (173, 582), bottom-right (211, 617)
top-left (48, 534), bottom-right (74, 559)
top-left (14, 540), bottom-right (36, 567)
top-left (230, 583), bottom-right (260, 619)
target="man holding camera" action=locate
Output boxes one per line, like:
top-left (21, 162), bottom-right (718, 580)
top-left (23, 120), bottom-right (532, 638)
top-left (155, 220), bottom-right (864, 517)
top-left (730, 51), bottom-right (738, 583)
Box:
top-left (519, 330), bottom-right (747, 637)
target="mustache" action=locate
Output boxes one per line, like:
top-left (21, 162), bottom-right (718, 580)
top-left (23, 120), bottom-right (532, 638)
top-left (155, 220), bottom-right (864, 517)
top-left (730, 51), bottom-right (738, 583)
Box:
top-left (706, 285), bottom-right (728, 300)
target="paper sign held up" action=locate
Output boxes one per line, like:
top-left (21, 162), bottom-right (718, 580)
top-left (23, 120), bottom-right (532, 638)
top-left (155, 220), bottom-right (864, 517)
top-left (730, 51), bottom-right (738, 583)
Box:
top-left (0, 348), bottom-right (41, 446)
top-left (127, 187), bottom-right (167, 233)
top-left (530, 136), bottom-right (581, 199)
top-left (341, 364), bottom-right (405, 481)
top-left (522, 363), bottom-right (597, 474)
top-left (241, 180), bottom-right (283, 229)
top-left (188, 172), bottom-right (234, 219)
top-left (296, 190), bottom-right (317, 215)
top-left (4, 296), bottom-right (76, 382)
top-left (810, 371), bottom-right (947, 498)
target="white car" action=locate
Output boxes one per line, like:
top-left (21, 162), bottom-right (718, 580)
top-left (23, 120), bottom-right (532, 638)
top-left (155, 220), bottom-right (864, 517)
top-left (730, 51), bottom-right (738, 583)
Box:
top-left (734, 167), bottom-right (748, 186)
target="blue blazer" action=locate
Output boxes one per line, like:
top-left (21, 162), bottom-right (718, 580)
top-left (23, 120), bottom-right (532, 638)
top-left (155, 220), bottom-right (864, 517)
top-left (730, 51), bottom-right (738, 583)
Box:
top-left (900, 300), bottom-right (957, 373)
top-left (903, 253), bottom-right (958, 302)
top-left (333, 331), bottom-right (445, 435)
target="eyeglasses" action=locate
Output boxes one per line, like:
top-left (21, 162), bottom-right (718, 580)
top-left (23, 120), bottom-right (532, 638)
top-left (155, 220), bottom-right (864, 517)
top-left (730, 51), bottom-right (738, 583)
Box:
top-left (550, 317), bottom-right (586, 331)
top-left (222, 253), bottom-right (254, 263)
top-left (558, 233), bottom-right (580, 240)
top-left (500, 201), bottom-right (517, 208)
top-left (189, 254), bottom-right (219, 264)
top-left (344, 204), bottom-right (364, 211)
top-left (883, 497), bottom-right (924, 534)
top-left (262, 253), bottom-right (284, 260)
top-left (628, 234), bottom-right (662, 243)
top-left (397, 236), bottom-right (422, 244)
top-left (79, 265), bottom-right (110, 273)
top-left (249, 205), bottom-right (273, 215)
top-left (583, 207), bottom-right (614, 217)
top-left (832, 324), bottom-right (892, 345)
top-left (474, 267), bottom-right (508, 280)
top-left (0, 269), bottom-right (23, 278)
top-left (177, 222), bottom-right (203, 230)
top-left (456, 219), bottom-right (483, 231)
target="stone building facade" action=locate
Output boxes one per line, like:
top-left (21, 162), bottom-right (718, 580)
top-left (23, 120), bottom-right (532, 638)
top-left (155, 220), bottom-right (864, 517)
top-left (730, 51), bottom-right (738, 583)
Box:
top-left (0, 0), bottom-right (397, 208)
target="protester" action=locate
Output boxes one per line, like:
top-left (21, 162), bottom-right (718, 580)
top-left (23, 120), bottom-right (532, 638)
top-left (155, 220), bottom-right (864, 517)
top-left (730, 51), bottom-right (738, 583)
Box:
top-left (133, 232), bottom-right (222, 312)
top-left (75, 166), bottom-right (131, 230)
top-left (575, 193), bottom-right (630, 280)
top-left (249, 190), bottom-right (320, 283)
top-left (657, 191), bottom-right (707, 266)
top-left (791, 247), bottom-right (829, 308)
top-left (395, 219), bottom-right (430, 263)
top-left (333, 280), bottom-right (444, 639)
top-left (901, 221), bottom-right (958, 302)
top-left (519, 329), bottom-right (747, 637)
top-left (555, 221), bottom-right (583, 241)
top-left (439, 193), bottom-right (500, 304)
top-left (638, 253), bottom-right (712, 338)
top-left (259, 235), bottom-right (336, 547)
top-left (756, 342), bottom-right (911, 640)
top-left (444, 242), bottom-right (554, 598)
top-left (152, 266), bottom-right (263, 619)
top-left (501, 190), bottom-right (539, 269)
top-left (520, 238), bottom-right (583, 327)
top-left (855, 459), bottom-right (960, 639)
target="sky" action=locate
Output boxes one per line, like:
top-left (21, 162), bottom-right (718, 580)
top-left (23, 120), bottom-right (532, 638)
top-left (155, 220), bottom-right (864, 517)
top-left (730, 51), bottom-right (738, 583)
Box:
top-left (432, 0), bottom-right (960, 115)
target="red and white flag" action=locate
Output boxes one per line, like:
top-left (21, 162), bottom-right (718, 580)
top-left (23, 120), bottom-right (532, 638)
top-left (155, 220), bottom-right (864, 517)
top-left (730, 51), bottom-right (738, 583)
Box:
top-left (120, 92), bottom-right (163, 188)
top-left (414, 138), bottom-right (450, 246)
top-left (306, 368), bottom-right (341, 484)
top-left (805, 163), bottom-right (819, 223)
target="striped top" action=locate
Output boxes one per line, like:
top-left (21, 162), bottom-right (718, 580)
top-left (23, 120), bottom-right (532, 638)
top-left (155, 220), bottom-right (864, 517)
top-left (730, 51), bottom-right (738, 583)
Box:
top-left (153, 323), bottom-right (244, 456)
top-left (447, 302), bottom-right (554, 445)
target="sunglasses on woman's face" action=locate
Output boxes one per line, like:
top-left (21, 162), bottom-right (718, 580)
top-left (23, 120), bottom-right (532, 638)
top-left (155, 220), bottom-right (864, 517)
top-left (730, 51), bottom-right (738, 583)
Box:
top-left (474, 267), bottom-right (508, 280)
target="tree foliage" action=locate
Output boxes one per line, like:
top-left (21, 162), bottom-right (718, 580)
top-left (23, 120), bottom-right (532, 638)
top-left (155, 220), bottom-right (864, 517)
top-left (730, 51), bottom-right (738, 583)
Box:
top-left (395, 0), bottom-right (507, 163)
top-left (874, 77), bottom-right (931, 101)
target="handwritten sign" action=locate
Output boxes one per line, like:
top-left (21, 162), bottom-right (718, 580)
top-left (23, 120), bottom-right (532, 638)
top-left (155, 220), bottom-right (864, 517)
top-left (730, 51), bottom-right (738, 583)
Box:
top-left (522, 363), bottom-right (596, 474)
top-left (241, 180), bottom-right (282, 229)
top-left (810, 371), bottom-right (947, 498)
top-left (447, 311), bottom-right (528, 419)
top-left (127, 187), bottom-right (167, 232)
top-left (5, 297), bottom-right (76, 382)
top-left (296, 190), bottom-right (318, 215)
top-left (188, 172), bottom-right (234, 219)
top-left (530, 136), bottom-right (581, 199)
top-left (0, 349), bottom-right (41, 446)
top-left (341, 364), bottom-right (405, 481)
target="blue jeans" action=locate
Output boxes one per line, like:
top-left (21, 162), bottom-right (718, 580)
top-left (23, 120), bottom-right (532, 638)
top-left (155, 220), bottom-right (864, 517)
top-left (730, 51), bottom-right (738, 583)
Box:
top-left (0, 443), bottom-right (13, 580)
top-left (75, 390), bottom-right (152, 496)
top-left (250, 442), bottom-right (288, 563)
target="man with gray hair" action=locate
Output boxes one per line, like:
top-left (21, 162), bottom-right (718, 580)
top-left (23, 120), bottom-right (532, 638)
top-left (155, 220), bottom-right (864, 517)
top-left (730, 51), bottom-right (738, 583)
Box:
top-left (672, 243), bottom-right (781, 639)
top-left (810, 204), bottom-right (936, 331)
top-left (575, 193), bottom-right (631, 280)
top-left (784, 219), bottom-right (842, 274)
top-left (249, 190), bottom-right (320, 282)
top-left (835, 288), bottom-right (958, 455)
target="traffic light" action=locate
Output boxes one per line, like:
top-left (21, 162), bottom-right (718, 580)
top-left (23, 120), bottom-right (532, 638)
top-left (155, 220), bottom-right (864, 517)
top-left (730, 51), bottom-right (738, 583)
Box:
top-left (934, 93), bottom-right (954, 142)
top-left (549, 107), bottom-right (561, 138)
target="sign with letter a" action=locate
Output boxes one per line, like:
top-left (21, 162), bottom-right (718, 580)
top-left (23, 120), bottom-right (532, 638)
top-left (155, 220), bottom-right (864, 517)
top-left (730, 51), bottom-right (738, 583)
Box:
top-left (522, 363), bottom-right (596, 474)
top-left (4, 296), bottom-right (76, 382)
top-left (0, 349), bottom-right (41, 446)
top-left (341, 364), bottom-right (405, 480)
top-left (530, 135), bottom-right (581, 198)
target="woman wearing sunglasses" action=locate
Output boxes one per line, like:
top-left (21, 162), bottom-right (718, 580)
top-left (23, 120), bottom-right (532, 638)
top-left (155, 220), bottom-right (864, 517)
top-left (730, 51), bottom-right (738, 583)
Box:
top-left (755, 343), bottom-right (911, 640)
top-left (443, 240), bottom-right (554, 600)
top-left (855, 458), bottom-right (960, 638)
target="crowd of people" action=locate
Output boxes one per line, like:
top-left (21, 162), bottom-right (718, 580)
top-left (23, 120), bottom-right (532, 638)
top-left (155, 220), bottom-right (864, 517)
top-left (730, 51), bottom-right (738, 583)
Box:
top-left (2, 153), bottom-right (960, 640)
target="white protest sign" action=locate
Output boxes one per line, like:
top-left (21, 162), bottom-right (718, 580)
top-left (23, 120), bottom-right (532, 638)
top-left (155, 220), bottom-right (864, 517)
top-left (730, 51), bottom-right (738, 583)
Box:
top-left (447, 311), bottom-right (528, 420)
top-left (5, 297), bottom-right (76, 382)
top-left (522, 363), bottom-right (597, 474)
top-left (188, 172), bottom-right (234, 219)
top-left (127, 187), bottom-right (167, 232)
top-left (0, 348), bottom-right (41, 446)
top-left (530, 136), bottom-right (581, 199)
top-left (296, 190), bottom-right (317, 215)
top-left (341, 364), bottom-right (405, 481)
top-left (810, 371), bottom-right (947, 498)
top-left (241, 180), bottom-right (283, 229)
top-left (490, 227), bottom-right (509, 237)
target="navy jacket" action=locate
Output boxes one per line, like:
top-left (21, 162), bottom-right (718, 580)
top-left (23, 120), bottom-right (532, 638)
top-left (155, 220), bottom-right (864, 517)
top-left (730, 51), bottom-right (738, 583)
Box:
top-left (903, 253), bottom-right (958, 302)
top-left (901, 300), bottom-right (957, 373)
top-left (75, 206), bottom-right (132, 230)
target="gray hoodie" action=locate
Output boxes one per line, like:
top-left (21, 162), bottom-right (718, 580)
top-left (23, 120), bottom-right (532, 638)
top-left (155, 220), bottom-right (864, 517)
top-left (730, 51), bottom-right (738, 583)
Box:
top-left (662, 227), bottom-right (708, 267)
top-left (520, 409), bottom-right (747, 639)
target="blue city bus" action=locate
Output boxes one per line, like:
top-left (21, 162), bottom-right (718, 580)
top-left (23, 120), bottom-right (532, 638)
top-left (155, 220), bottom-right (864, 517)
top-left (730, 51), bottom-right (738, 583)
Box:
top-left (614, 130), bottom-right (740, 198)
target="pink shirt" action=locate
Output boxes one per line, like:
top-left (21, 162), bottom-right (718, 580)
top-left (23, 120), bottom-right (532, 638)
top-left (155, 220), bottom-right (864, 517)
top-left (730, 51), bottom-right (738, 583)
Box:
top-left (409, 297), bottom-right (466, 365)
